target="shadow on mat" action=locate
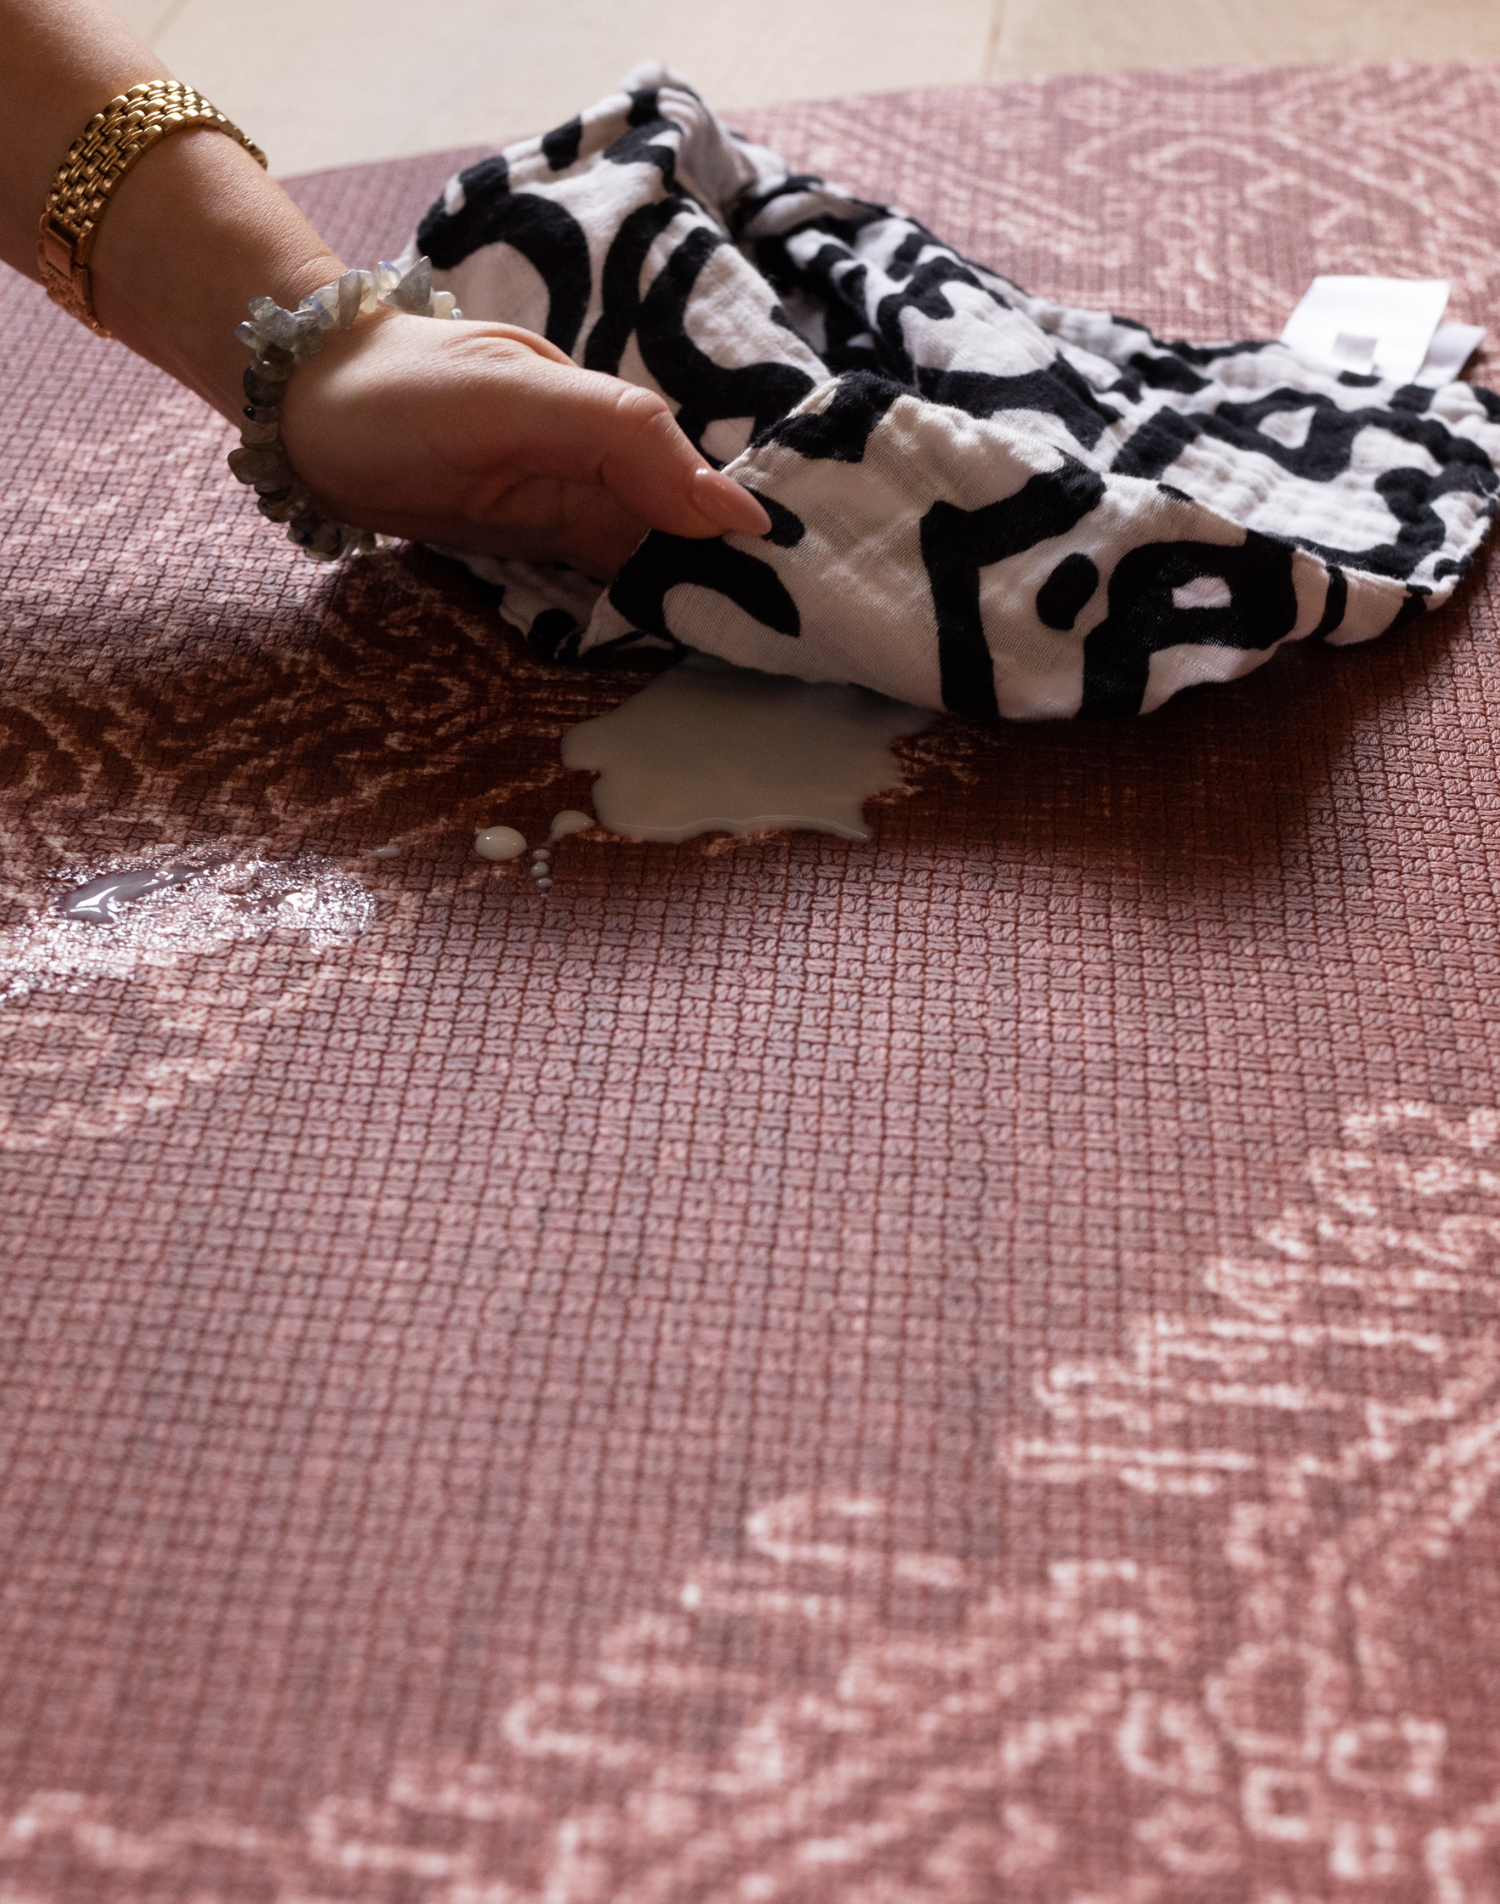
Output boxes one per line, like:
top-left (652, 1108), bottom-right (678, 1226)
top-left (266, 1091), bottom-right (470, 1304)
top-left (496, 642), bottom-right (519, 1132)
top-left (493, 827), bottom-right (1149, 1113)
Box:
top-left (0, 538), bottom-right (1479, 911)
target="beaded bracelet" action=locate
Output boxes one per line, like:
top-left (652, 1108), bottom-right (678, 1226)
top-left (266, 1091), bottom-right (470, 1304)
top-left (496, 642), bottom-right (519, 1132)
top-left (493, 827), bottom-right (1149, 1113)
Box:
top-left (228, 254), bottom-right (461, 562)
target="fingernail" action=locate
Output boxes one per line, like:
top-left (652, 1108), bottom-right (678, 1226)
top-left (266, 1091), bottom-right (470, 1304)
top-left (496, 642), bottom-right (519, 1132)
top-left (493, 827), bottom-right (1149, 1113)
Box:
top-left (692, 466), bottom-right (773, 536)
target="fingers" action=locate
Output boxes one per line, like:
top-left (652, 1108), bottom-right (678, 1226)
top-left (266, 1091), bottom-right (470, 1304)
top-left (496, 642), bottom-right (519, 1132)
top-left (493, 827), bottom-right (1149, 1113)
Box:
top-left (691, 466), bottom-right (776, 536)
top-left (299, 317), bottom-right (775, 557)
top-left (462, 340), bottom-right (771, 541)
top-left (598, 383), bottom-right (771, 539)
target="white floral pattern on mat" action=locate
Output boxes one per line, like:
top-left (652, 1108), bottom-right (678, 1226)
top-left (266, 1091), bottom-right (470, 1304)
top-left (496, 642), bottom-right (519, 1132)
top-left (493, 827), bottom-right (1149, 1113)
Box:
top-left (4, 1101), bottom-right (1500, 1900)
top-left (0, 853), bottom-right (374, 1005)
top-left (0, 854), bottom-right (376, 1150)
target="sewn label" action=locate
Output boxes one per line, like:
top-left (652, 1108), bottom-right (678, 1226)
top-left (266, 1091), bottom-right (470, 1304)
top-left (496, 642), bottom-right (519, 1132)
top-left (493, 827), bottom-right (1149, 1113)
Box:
top-left (1281, 276), bottom-right (1454, 385)
top-left (1414, 320), bottom-right (1486, 388)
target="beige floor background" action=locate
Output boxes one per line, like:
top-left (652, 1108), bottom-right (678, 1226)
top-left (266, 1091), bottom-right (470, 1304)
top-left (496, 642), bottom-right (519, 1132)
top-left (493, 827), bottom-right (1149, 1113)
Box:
top-left (111, 0), bottom-right (1500, 177)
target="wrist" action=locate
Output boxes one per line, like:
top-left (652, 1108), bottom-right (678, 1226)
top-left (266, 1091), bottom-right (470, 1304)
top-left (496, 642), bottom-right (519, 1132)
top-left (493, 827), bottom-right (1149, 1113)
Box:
top-left (227, 258), bottom-right (459, 562)
top-left (88, 128), bottom-right (344, 420)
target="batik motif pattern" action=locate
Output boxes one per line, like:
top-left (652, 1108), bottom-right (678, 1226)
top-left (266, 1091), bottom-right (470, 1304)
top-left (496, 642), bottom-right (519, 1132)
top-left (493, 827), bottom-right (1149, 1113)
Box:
top-left (6, 1101), bottom-right (1500, 1902)
top-left (408, 68), bottom-right (1500, 720)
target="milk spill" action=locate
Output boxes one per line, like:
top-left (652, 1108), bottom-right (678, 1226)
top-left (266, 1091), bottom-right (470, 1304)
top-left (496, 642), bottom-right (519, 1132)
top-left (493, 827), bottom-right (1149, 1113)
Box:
top-left (560, 657), bottom-right (933, 843)
top-left (2, 852), bottom-right (374, 1005)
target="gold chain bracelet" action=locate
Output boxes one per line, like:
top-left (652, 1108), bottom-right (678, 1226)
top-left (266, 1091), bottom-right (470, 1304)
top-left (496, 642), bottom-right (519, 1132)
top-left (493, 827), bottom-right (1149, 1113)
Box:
top-left (38, 80), bottom-right (267, 337)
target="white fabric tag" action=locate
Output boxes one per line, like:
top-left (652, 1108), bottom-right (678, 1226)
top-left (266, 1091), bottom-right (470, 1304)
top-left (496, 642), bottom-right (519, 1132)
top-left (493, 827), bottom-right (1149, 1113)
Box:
top-left (1281, 275), bottom-right (1450, 384)
top-left (1415, 320), bottom-right (1486, 388)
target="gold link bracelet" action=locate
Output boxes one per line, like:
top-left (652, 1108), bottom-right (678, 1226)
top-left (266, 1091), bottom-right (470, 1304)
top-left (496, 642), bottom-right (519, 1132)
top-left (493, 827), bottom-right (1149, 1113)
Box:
top-left (39, 80), bottom-right (267, 336)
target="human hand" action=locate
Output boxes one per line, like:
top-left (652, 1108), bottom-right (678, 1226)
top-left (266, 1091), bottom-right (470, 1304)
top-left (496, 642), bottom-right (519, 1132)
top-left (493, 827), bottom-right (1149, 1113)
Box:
top-left (0, 0), bottom-right (767, 584)
top-left (280, 309), bottom-right (772, 578)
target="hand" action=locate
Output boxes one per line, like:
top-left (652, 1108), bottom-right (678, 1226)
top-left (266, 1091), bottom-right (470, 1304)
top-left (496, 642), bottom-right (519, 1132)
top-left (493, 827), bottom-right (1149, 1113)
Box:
top-left (280, 309), bottom-right (772, 578)
top-left (0, 0), bottom-right (770, 581)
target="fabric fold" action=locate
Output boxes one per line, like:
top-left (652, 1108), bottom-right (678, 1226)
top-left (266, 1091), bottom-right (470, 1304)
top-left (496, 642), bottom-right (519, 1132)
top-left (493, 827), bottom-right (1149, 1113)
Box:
top-left (409, 65), bottom-right (1500, 719)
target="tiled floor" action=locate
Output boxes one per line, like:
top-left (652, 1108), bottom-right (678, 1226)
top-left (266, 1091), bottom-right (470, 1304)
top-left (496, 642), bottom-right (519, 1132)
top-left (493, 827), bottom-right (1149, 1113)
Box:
top-left (111, 0), bottom-right (1500, 177)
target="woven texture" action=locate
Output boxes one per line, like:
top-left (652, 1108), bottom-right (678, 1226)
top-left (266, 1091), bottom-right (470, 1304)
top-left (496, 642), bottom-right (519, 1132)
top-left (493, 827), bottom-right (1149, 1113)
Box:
top-left (5, 64), bottom-right (1500, 1904)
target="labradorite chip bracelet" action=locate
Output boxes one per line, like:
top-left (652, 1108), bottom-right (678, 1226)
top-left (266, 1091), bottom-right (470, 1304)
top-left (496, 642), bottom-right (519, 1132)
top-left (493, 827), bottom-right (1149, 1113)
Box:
top-left (228, 255), bottom-right (462, 561)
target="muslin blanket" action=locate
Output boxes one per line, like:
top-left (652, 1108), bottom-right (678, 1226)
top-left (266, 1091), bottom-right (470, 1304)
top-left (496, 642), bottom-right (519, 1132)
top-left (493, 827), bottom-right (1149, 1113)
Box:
top-left (405, 67), bottom-right (1500, 720)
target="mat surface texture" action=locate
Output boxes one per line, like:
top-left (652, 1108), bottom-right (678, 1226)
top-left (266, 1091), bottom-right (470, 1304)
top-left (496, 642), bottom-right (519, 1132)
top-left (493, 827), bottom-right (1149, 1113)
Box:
top-left (5, 62), bottom-right (1500, 1904)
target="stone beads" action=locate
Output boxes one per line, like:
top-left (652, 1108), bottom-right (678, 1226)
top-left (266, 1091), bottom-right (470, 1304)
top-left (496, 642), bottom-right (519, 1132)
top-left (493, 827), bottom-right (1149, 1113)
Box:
top-left (228, 255), bottom-right (463, 565)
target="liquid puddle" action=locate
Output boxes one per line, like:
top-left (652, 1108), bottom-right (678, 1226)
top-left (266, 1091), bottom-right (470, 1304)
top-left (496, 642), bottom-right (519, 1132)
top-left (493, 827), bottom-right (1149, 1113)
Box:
top-left (57, 862), bottom-right (218, 923)
top-left (560, 657), bottom-right (932, 842)
top-left (3, 852), bottom-right (374, 1005)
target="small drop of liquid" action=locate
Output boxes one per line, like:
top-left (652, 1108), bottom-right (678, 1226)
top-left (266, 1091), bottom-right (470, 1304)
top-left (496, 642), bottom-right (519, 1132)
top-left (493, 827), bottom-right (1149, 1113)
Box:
top-left (474, 826), bottom-right (527, 862)
top-left (547, 810), bottom-right (593, 844)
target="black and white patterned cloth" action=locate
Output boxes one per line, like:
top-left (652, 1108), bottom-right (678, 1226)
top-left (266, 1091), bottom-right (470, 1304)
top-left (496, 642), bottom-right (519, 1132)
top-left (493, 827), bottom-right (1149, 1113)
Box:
top-left (405, 66), bottom-right (1500, 720)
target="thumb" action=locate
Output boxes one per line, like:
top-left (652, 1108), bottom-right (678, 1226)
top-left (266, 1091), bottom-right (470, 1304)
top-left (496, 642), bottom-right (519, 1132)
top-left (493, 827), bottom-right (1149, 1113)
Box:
top-left (501, 353), bottom-right (772, 540)
top-left (598, 381), bottom-right (773, 540)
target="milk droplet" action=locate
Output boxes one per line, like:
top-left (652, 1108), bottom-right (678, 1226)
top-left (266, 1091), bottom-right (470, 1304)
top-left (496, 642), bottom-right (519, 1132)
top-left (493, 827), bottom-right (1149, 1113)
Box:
top-left (474, 826), bottom-right (527, 862)
top-left (372, 844), bottom-right (401, 859)
top-left (536, 878), bottom-right (553, 892)
top-left (547, 810), bottom-right (593, 844)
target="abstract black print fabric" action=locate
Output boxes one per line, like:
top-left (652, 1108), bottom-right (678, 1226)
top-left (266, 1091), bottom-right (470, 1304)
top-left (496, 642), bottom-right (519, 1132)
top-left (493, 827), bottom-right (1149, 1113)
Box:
top-left (407, 67), bottom-right (1500, 719)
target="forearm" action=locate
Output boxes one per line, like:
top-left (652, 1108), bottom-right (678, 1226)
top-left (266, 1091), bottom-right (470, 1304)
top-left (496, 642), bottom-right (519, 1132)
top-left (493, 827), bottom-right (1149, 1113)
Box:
top-left (0, 0), bottom-right (771, 565)
top-left (91, 132), bottom-right (345, 419)
top-left (0, 0), bottom-right (344, 419)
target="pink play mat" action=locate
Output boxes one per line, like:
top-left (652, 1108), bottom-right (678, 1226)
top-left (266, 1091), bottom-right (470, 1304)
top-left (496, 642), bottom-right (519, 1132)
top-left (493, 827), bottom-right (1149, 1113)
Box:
top-left (3, 63), bottom-right (1500, 1904)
